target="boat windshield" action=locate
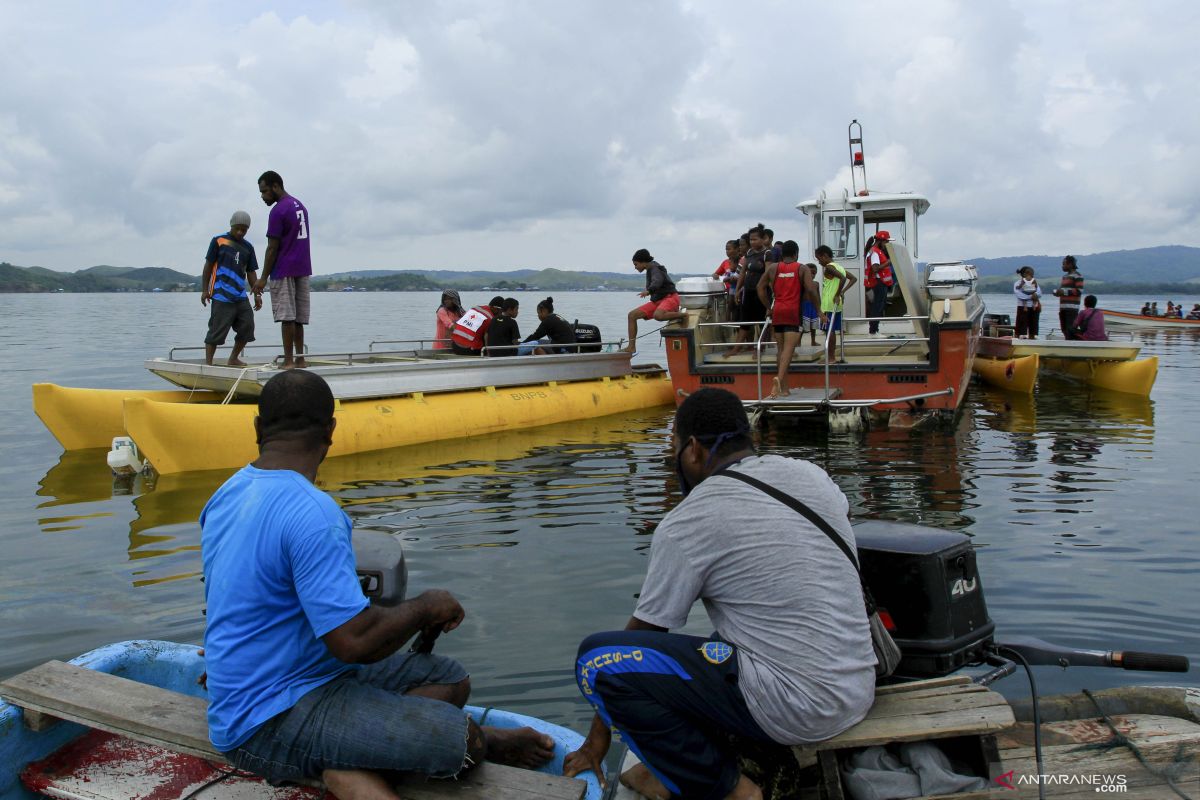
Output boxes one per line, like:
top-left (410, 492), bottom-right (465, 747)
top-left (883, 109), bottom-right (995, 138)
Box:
top-left (824, 214), bottom-right (860, 260)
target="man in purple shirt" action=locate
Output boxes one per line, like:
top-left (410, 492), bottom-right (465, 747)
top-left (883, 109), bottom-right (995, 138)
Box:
top-left (253, 171), bottom-right (312, 368)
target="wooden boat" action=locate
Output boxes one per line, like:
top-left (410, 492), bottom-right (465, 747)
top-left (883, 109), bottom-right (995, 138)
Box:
top-left (663, 124), bottom-right (983, 428)
top-left (0, 640), bottom-right (598, 800)
top-left (1103, 308), bottom-right (1200, 329)
top-left (971, 354), bottom-right (1038, 395)
top-left (973, 335), bottom-right (1157, 397)
top-left (613, 680), bottom-right (1200, 799)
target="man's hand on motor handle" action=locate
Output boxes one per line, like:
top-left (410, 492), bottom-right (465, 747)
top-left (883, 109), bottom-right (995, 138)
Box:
top-left (417, 589), bottom-right (465, 634)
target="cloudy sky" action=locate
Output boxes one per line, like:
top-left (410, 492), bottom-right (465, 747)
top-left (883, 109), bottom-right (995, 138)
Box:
top-left (1, 1), bottom-right (1197, 275)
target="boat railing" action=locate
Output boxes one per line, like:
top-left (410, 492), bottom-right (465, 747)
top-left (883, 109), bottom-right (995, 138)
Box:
top-left (1045, 329), bottom-right (1137, 342)
top-left (167, 343), bottom-right (308, 361)
top-left (369, 338), bottom-right (450, 351)
top-left (478, 341), bottom-right (627, 356)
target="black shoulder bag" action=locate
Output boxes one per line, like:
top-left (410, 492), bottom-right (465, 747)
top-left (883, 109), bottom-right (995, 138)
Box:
top-left (721, 469), bottom-right (902, 678)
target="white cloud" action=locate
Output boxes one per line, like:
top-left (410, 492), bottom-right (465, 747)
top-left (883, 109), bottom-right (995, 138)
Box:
top-left (0, 0), bottom-right (1196, 274)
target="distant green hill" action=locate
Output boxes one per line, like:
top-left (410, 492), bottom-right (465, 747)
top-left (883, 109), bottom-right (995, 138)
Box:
top-left (967, 245), bottom-right (1200, 283)
top-left (321, 268), bottom-right (645, 291)
top-left (0, 263), bottom-right (198, 292)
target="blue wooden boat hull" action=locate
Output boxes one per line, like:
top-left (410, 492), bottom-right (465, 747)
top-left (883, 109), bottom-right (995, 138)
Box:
top-left (0, 640), bottom-right (601, 800)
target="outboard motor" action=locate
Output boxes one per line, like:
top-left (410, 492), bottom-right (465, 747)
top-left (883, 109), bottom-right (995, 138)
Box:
top-left (572, 319), bottom-right (603, 353)
top-left (676, 277), bottom-right (730, 323)
top-left (853, 521), bottom-right (995, 679)
top-left (353, 530), bottom-right (407, 606)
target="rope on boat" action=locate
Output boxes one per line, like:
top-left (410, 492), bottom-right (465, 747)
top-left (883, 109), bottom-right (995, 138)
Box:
top-left (178, 763), bottom-right (238, 799)
top-left (1083, 688), bottom-right (1196, 799)
top-left (221, 362), bottom-right (272, 405)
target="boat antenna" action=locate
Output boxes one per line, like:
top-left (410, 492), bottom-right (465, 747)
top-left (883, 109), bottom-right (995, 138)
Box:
top-left (849, 119), bottom-right (868, 197)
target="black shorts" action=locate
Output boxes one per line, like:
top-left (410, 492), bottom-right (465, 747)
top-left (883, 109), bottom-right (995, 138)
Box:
top-left (205, 298), bottom-right (255, 346)
top-left (739, 288), bottom-right (767, 326)
top-left (451, 342), bottom-right (482, 356)
top-left (773, 325), bottom-right (800, 334)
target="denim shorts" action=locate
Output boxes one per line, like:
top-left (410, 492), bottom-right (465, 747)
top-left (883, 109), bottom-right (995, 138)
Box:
top-left (226, 650), bottom-right (470, 785)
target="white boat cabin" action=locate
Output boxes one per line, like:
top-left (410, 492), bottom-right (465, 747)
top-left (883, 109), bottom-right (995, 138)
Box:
top-left (797, 190), bottom-right (932, 332)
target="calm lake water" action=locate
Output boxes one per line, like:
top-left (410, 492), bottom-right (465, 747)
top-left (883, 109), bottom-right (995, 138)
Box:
top-left (1, 290), bottom-right (1198, 734)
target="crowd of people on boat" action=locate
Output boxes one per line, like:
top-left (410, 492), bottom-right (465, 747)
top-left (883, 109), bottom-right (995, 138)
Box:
top-left (1140, 301), bottom-right (1200, 319)
top-left (199, 373), bottom-right (876, 800)
top-left (1011, 255), bottom-right (1108, 340)
top-left (434, 292), bottom-right (582, 356)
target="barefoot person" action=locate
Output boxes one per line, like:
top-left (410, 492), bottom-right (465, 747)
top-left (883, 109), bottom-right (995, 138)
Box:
top-left (565, 388), bottom-right (876, 800)
top-left (252, 171), bottom-right (311, 368)
top-left (625, 249), bottom-right (686, 352)
top-left (759, 240), bottom-right (820, 397)
top-left (201, 370), bottom-right (555, 800)
top-left (201, 211), bottom-right (261, 366)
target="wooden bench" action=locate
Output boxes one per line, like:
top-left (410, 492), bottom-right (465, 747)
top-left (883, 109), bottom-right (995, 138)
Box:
top-left (1, 660), bottom-right (585, 800)
top-left (791, 676), bottom-right (1015, 800)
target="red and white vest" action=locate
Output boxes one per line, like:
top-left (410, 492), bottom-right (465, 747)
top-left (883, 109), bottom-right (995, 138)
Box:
top-left (451, 305), bottom-right (495, 351)
top-left (864, 245), bottom-right (894, 289)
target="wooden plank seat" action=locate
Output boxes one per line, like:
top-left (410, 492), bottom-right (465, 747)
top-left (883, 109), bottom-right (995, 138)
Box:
top-left (1, 660), bottom-right (585, 800)
top-left (792, 676), bottom-right (1015, 799)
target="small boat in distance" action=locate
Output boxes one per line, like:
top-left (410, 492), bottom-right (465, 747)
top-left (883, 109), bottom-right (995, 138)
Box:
top-left (1102, 308), bottom-right (1200, 329)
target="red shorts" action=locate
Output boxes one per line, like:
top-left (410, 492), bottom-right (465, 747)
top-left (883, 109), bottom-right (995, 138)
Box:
top-left (638, 293), bottom-right (682, 317)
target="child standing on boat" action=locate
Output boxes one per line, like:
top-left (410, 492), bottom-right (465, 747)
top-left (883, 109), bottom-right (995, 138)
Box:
top-left (1013, 266), bottom-right (1042, 339)
top-left (201, 211), bottom-right (261, 366)
top-left (815, 245), bottom-right (856, 362)
top-left (758, 241), bottom-right (821, 397)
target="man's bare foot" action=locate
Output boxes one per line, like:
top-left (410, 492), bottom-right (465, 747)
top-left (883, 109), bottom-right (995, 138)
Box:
top-left (621, 346), bottom-right (636, 354)
top-left (322, 767), bottom-right (399, 800)
top-left (725, 773), bottom-right (763, 800)
top-left (484, 726), bottom-right (556, 769)
top-left (768, 377), bottom-right (789, 399)
top-left (227, 358), bottom-right (247, 367)
top-left (620, 763), bottom-right (669, 800)
top-left (295, 357), bottom-right (308, 368)
top-left (280, 359), bottom-right (295, 370)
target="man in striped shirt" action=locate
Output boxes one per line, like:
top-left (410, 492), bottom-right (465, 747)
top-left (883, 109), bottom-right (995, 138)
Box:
top-left (201, 211), bottom-right (261, 366)
top-left (1053, 255), bottom-right (1084, 339)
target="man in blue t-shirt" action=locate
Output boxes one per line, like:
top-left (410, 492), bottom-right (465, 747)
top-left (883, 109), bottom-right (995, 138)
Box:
top-left (201, 210), bottom-right (261, 366)
top-left (201, 370), bottom-right (555, 798)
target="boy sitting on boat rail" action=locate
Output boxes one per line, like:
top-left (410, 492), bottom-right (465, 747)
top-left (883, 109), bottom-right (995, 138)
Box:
top-left (200, 370), bottom-right (555, 800)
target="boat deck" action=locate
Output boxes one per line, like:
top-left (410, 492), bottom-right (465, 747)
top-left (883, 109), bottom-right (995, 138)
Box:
top-left (146, 347), bottom-right (640, 401)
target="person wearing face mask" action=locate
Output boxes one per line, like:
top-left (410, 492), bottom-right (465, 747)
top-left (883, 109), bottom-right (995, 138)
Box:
top-left (563, 388), bottom-right (876, 800)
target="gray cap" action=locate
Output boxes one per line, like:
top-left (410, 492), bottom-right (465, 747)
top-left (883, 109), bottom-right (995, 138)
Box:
top-left (230, 210), bottom-right (251, 228)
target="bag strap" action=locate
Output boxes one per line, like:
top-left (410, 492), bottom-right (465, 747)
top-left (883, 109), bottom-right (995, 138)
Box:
top-left (720, 468), bottom-right (877, 613)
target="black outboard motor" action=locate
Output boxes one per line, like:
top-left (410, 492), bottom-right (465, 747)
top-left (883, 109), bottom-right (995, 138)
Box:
top-left (353, 530), bottom-right (407, 606)
top-left (573, 319), bottom-right (603, 353)
top-left (853, 521), bottom-right (995, 679)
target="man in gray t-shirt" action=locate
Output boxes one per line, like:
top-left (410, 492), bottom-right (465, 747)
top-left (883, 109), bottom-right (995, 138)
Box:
top-left (564, 388), bottom-right (876, 800)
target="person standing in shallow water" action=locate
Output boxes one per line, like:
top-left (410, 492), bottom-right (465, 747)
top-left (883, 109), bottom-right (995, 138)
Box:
top-left (201, 210), bottom-right (261, 366)
top-left (201, 370), bottom-right (555, 800)
top-left (625, 249), bottom-right (686, 353)
top-left (252, 171), bottom-right (311, 369)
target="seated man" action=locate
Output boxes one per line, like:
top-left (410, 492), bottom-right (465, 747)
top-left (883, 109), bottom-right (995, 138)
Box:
top-left (201, 370), bottom-right (553, 800)
top-left (486, 297), bottom-right (521, 356)
top-left (564, 388), bottom-right (876, 800)
top-left (1071, 294), bottom-right (1109, 341)
top-left (1188, 304), bottom-right (1200, 320)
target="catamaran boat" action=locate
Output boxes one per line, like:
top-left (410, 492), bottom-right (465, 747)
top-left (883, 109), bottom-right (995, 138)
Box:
top-left (662, 122), bottom-right (984, 428)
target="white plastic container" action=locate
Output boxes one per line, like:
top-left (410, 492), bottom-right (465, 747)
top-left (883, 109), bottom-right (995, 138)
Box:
top-left (676, 277), bottom-right (726, 309)
top-left (107, 436), bottom-right (144, 476)
top-left (926, 262), bottom-right (978, 300)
